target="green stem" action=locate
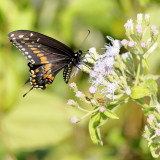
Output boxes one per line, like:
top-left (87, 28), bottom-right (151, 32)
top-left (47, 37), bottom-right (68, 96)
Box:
top-left (81, 108), bottom-right (99, 120)
top-left (135, 62), bottom-right (141, 86)
top-left (77, 105), bottom-right (90, 113)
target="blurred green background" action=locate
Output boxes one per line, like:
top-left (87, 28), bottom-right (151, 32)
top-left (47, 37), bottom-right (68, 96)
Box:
top-left (1, 0), bottom-right (160, 160)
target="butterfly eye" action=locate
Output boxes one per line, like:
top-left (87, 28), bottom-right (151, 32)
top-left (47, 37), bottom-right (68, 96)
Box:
top-left (78, 50), bottom-right (83, 55)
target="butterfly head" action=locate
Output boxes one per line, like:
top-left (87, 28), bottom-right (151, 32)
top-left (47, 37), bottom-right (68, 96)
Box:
top-left (73, 50), bottom-right (83, 64)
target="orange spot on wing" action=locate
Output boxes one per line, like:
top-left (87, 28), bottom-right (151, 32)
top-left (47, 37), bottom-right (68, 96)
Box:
top-left (33, 50), bottom-right (40, 53)
top-left (43, 75), bottom-right (48, 79)
top-left (31, 48), bottom-right (37, 50)
top-left (44, 64), bottom-right (51, 68)
top-left (46, 69), bottom-right (51, 74)
top-left (50, 77), bottom-right (54, 80)
top-left (37, 53), bottom-right (44, 57)
top-left (40, 57), bottom-right (47, 62)
top-left (35, 69), bottom-right (39, 72)
top-left (42, 61), bottom-right (48, 63)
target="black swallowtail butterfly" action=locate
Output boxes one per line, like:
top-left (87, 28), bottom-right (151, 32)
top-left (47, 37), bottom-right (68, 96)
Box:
top-left (8, 30), bottom-right (82, 97)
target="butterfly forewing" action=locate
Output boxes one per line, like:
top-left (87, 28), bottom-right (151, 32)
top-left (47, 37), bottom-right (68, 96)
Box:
top-left (8, 30), bottom-right (73, 65)
top-left (8, 30), bottom-right (82, 95)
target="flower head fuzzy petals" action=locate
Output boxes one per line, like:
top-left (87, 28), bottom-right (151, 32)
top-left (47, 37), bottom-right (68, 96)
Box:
top-left (104, 56), bottom-right (115, 73)
top-left (107, 82), bottom-right (117, 93)
top-left (104, 45), bottom-right (120, 57)
top-left (106, 94), bottom-right (113, 99)
top-left (88, 47), bottom-right (96, 54)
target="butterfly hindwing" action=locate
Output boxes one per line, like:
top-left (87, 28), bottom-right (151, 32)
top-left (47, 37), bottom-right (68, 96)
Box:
top-left (28, 61), bottom-right (69, 89)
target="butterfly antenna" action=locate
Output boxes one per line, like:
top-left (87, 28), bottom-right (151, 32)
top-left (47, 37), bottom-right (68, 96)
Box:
top-left (79, 30), bottom-right (90, 48)
top-left (23, 87), bottom-right (34, 97)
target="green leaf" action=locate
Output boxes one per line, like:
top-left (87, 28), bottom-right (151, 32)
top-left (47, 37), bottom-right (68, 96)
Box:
top-left (103, 109), bottom-right (119, 119)
top-left (107, 103), bottom-right (119, 110)
top-left (150, 145), bottom-right (160, 158)
top-left (88, 112), bottom-right (103, 145)
top-left (130, 86), bottom-right (152, 99)
top-left (143, 79), bottom-right (158, 93)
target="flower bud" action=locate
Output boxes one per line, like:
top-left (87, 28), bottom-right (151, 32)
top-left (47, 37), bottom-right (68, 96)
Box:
top-left (137, 13), bottom-right (143, 24)
top-left (89, 86), bottom-right (96, 94)
top-left (124, 19), bottom-right (134, 36)
top-left (144, 14), bottom-right (150, 25)
top-left (70, 117), bottom-right (79, 123)
top-left (99, 106), bottom-right (106, 112)
top-left (67, 99), bottom-right (76, 106)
